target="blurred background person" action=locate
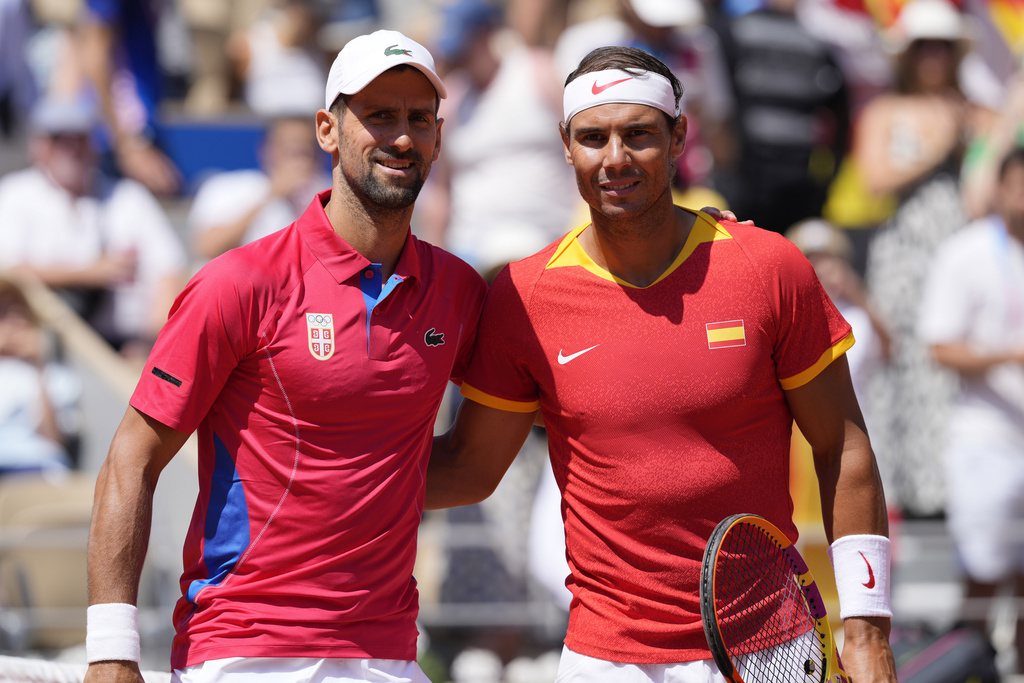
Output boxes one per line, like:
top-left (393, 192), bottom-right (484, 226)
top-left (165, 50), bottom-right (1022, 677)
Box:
top-left (78, 0), bottom-right (182, 195)
top-left (177, 0), bottom-right (270, 115)
top-left (962, 74), bottom-right (1024, 220)
top-left (0, 0), bottom-right (37, 142)
top-left (785, 218), bottom-right (889, 409)
top-left (0, 276), bottom-right (81, 475)
top-left (0, 96), bottom-right (187, 360)
top-left (225, 0), bottom-right (327, 118)
top-left (713, 0), bottom-right (851, 234)
top-left (917, 146), bottom-right (1024, 669)
top-left (187, 113), bottom-right (329, 262)
top-left (857, 0), bottom-right (972, 517)
top-left (419, 0), bottom-right (575, 271)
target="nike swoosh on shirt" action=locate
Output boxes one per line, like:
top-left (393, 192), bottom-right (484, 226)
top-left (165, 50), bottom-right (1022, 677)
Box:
top-left (558, 345), bottom-right (599, 365)
top-left (858, 551), bottom-right (876, 589)
top-left (591, 77), bottom-right (633, 95)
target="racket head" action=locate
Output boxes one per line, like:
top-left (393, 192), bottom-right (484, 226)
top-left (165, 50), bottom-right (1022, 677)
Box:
top-left (700, 514), bottom-right (849, 683)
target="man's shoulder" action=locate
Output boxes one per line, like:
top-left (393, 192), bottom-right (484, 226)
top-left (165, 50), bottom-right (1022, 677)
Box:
top-left (718, 220), bottom-right (796, 252)
top-left (202, 223), bottom-right (302, 286)
top-left (712, 220), bottom-right (814, 280)
top-left (410, 239), bottom-right (487, 315)
top-left (933, 218), bottom-right (999, 265)
top-left (499, 236), bottom-right (561, 280)
top-left (102, 175), bottom-right (164, 207)
top-left (0, 166), bottom-right (47, 196)
top-left (194, 169), bottom-right (270, 197)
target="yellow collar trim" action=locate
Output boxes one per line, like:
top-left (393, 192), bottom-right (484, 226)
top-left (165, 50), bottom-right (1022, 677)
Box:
top-left (544, 210), bottom-right (733, 288)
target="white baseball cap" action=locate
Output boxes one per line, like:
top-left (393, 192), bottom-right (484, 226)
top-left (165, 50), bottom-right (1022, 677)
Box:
top-left (885, 0), bottom-right (972, 54)
top-left (324, 29), bottom-right (447, 109)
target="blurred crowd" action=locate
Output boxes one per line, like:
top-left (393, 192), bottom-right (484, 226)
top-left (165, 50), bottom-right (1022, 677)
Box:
top-left (0, 0), bottom-right (1023, 679)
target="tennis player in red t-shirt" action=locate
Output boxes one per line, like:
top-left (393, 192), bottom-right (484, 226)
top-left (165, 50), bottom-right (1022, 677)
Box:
top-left (427, 45), bottom-right (897, 683)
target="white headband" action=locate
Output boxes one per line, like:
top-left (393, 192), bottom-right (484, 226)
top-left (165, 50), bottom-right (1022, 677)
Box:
top-left (563, 69), bottom-right (679, 123)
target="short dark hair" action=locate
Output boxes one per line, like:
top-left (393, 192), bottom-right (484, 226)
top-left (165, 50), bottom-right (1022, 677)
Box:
top-left (998, 146), bottom-right (1024, 183)
top-left (563, 45), bottom-right (683, 128)
top-left (328, 65), bottom-right (441, 119)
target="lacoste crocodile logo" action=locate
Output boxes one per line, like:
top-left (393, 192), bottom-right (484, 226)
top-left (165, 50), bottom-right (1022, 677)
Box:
top-left (858, 551), bottom-right (876, 589)
top-left (385, 45), bottom-right (412, 57)
top-left (425, 328), bottom-right (445, 347)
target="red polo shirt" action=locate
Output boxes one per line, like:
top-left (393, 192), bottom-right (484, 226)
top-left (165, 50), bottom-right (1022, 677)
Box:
top-left (131, 190), bottom-right (486, 668)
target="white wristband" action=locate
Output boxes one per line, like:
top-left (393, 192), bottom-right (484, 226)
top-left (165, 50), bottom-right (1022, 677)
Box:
top-left (86, 603), bottom-right (140, 663)
top-left (827, 534), bottom-right (893, 620)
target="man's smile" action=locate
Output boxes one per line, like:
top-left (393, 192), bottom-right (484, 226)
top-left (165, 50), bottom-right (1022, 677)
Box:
top-left (599, 177), bottom-right (641, 195)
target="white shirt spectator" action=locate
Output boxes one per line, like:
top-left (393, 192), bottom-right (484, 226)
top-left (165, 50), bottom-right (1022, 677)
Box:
top-left (187, 167), bottom-right (329, 258)
top-left (0, 167), bottom-right (187, 343)
top-left (918, 215), bottom-right (1024, 447)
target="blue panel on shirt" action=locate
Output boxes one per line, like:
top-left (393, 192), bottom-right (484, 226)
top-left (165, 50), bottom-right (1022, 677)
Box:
top-left (187, 433), bottom-right (250, 603)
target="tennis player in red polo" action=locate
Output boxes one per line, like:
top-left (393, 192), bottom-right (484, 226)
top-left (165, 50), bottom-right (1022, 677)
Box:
top-left (427, 46), bottom-right (897, 683)
top-left (85, 30), bottom-right (486, 683)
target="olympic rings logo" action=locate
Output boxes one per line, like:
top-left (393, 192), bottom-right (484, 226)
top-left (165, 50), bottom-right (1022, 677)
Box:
top-left (307, 313), bottom-right (332, 325)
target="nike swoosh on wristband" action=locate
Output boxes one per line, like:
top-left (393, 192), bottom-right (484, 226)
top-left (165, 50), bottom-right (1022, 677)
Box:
top-left (557, 345), bottom-right (599, 365)
top-left (591, 77), bottom-right (633, 95)
top-left (858, 551), bottom-right (876, 589)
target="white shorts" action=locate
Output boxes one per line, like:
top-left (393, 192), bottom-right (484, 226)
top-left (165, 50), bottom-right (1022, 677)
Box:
top-left (555, 646), bottom-right (726, 683)
top-left (945, 438), bottom-right (1024, 583)
top-left (555, 630), bottom-right (819, 683)
top-left (172, 657), bottom-right (431, 683)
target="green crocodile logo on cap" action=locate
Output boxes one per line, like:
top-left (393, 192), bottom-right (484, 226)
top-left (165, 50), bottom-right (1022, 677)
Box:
top-left (385, 45), bottom-right (413, 56)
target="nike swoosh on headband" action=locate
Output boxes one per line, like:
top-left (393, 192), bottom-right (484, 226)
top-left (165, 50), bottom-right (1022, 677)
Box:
top-left (591, 77), bottom-right (633, 95)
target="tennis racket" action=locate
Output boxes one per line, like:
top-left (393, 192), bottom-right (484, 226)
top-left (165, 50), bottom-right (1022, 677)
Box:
top-left (700, 513), bottom-right (849, 683)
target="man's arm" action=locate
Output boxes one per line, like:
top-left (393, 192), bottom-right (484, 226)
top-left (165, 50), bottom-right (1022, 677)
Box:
top-left (79, 14), bottom-right (180, 196)
top-left (784, 355), bottom-right (897, 683)
top-left (426, 398), bottom-right (537, 509)
top-left (85, 406), bottom-right (189, 683)
top-left (931, 341), bottom-right (1024, 377)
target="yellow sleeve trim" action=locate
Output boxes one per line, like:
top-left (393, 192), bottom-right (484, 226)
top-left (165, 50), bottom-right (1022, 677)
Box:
top-left (460, 382), bottom-right (541, 413)
top-left (778, 331), bottom-right (856, 391)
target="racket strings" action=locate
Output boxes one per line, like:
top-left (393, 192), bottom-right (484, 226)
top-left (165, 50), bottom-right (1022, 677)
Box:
top-left (714, 524), bottom-right (826, 683)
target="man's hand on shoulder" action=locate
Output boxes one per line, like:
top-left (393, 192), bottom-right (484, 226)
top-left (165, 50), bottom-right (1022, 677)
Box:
top-left (700, 206), bottom-right (753, 225)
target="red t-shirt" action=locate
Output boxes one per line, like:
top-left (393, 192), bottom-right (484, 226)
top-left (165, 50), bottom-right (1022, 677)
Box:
top-left (462, 213), bottom-right (852, 664)
top-left (131, 191), bottom-right (486, 668)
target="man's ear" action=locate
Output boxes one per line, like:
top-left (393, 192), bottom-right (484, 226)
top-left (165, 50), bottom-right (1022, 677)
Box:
top-left (432, 117), bottom-right (444, 163)
top-left (670, 114), bottom-right (688, 161)
top-left (560, 122), bottom-right (574, 166)
top-left (315, 109), bottom-right (338, 154)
